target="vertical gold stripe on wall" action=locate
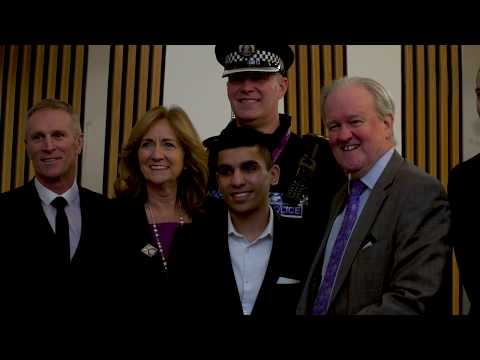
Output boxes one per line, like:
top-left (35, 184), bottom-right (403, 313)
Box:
top-left (310, 46), bottom-right (321, 134)
top-left (0, 46), bottom-right (4, 112)
top-left (137, 45), bottom-right (150, 121)
top-left (60, 45), bottom-right (71, 101)
top-left (123, 45), bottom-right (137, 144)
top-left (46, 45), bottom-right (58, 98)
top-left (298, 46), bottom-right (309, 134)
top-left (286, 45), bottom-right (298, 134)
top-left (0, 46), bottom-right (4, 189)
top-left (449, 46), bottom-right (460, 168)
top-left (322, 45), bottom-right (333, 87)
top-left (29, 45), bottom-right (46, 180)
top-left (106, 46), bottom-right (124, 198)
top-left (427, 45), bottom-right (438, 178)
top-left (404, 45), bottom-right (415, 161)
top-left (334, 45), bottom-right (344, 79)
top-left (438, 45), bottom-right (449, 188)
top-left (450, 46), bottom-right (461, 316)
top-left (1, 46), bottom-right (18, 192)
top-left (72, 46), bottom-right (85, 114)
top-left (415, 45), bottom-right (427, 170)
top-left (150, 46), bottom-right (163, 108)
top-left (15, 46), bottom-right (32, 188)
top-left (448, 45), bottom-right (461, 316)
top-left (32, 45), bottom-right (45, 104)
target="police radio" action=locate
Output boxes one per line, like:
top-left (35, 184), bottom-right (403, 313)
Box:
top-left (283, 140), bottom-right (320, 205)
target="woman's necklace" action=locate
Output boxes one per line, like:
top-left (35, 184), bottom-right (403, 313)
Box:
top-left (145, 203), bottom-right (185, 271)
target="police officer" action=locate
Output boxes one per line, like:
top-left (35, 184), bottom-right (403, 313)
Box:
top-left (205, 44), bottom-right (346, 236)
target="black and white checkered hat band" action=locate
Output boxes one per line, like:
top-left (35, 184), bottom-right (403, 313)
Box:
top-left (222, 50), bottom-right (285, 76)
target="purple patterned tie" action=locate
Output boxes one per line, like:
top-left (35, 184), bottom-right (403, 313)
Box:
top-left (312, 180), bottom-right (367, 315)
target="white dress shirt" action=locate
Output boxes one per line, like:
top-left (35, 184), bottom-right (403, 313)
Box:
top-left (34, 178), bottom-right (82, 260)
top-left (228, 206), bottom-right (274, 315)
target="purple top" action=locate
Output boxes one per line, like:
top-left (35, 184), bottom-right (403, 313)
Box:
top-left (150, 223), bottom-right (178, 259)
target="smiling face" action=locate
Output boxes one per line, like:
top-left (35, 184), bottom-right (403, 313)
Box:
top-left (25, 108), bottom-right (83, 192)
top-left (227, 72), bottom-right (287, 132)
top-left (216, 145), bottom-right (279, 218)
top-left (324, 83), bottom-right (394, 179)
top-left (137, 118), bottom-right (185, 190)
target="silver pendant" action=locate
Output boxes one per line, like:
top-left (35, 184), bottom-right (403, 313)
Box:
top-left (141, 244), bottom-right (158, 257)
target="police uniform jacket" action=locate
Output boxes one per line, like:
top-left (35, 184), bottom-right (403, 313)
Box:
top-left (205, 114), bottom-right (346, 236)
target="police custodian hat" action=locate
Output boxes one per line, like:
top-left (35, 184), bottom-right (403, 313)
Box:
top-left (215, 45), bottom-right (294, 78)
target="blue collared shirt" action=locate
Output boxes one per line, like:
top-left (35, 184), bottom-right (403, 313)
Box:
top-left (321, 148), bottom-right (395, 278)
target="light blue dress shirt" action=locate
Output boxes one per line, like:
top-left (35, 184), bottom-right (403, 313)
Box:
top-left (321, 148), bottom-right (395, 278)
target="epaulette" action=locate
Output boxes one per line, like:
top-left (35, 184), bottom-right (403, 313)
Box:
top-left (203, 135), bottom-right (219, 150)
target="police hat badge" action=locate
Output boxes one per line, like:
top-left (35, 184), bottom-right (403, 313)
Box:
top-left (215, 44), bottom-right (294, 78)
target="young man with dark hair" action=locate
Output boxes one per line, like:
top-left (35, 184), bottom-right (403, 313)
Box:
top-left (170, 126), bottom-right (316, 315)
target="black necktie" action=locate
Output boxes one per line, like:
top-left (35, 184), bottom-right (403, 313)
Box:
top-left (51, 196), bottom-right (70, 263)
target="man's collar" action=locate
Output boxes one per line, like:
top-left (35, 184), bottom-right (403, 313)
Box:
top-left (34, 178), bottom-right (79, 206)
top-left (228, 206), bottom-right (274, 243)
top-left (358, 147), bottom-right (395, 191)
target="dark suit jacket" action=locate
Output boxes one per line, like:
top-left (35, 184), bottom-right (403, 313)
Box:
top-left (109, 197), bottom-right (213, 315)
top-left (109, 197), bottom-right (169, 309)
top-left (1, 179), bottom-right (113, 265)
top-left (0, 179), bottom-right (114, 315)
top-left (448, 153), bottom-right (480, 315)
top-left (297, 151), bottom-right (451, 315)
top-left (169, 204), bottom-right (317, 316)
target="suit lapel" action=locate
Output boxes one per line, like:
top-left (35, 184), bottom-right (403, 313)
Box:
top-left (17, 181), bottom-right (59, 266)
top-left (330, 152), bottom-right (404, 304)
top-left (26, 180), bottom-right (56, 239)
top-left (217, 210), bottom-right (244, 315)
top-left (304, 186), bottom-right (347, 307)
top-left (72, 187), bottom-right (87, 263)
top-left (251, 213), bottom-right (281, 314)
top-left (317, 188), bottom-right (348, 263)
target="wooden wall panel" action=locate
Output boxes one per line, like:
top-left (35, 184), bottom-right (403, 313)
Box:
top-left (137, 45), bottom-right (150, 121)
top-left (103, 45), bottom-right (166, 198)
top-left (104, 45), bottom-right (124, 200)
top-left (310, 46), bottom-right (321, 135)
top-left (415, 45), bottom-right (426, 169)
top-left (1, 46), bottom-right (18, 192)
top-left (402, 44), bottom-right (462, 315)
top-left (298, 46), bottom-right (309, 135)
top-left (0, 45), bottom-right (88, 192)
top-left (286, 48), bottom-right (298, 134)
top-left (285, 45), bottom-right (346, 137)
top-left (15, 46), bottom-right (31, 188)
top-left (403, 45), bottom-right (415, 162)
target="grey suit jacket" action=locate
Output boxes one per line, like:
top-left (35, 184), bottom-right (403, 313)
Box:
top-left (297, 151), bottom-right (451, 315)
